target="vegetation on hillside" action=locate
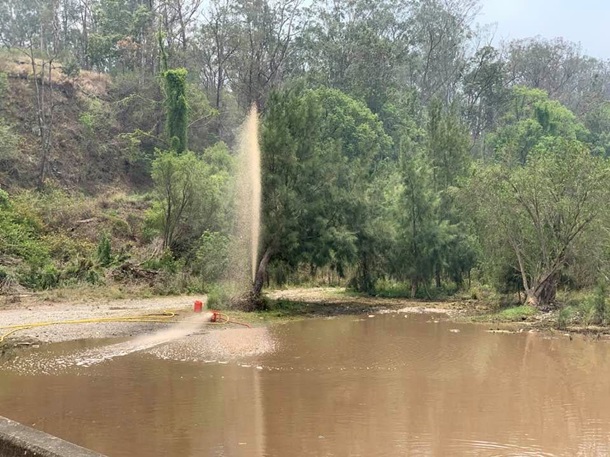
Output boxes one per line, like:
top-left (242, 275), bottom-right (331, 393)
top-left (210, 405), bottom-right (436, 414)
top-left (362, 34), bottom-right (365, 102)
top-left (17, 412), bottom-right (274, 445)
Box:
top-left (1, 0), bottom-right (610, 319)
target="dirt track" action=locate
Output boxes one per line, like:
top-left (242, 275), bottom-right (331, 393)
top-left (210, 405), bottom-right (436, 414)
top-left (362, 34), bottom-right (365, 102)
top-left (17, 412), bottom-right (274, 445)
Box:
top-left (0, 295), bottom-right (202, 344)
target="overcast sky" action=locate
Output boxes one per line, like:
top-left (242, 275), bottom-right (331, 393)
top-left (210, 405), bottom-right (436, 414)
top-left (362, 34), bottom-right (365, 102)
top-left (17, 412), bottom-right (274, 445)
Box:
top-left (479, 0), bottom-right (610, 60)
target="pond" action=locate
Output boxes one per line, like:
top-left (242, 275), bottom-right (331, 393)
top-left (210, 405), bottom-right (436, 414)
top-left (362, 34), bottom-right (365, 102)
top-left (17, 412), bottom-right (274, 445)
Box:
top-left (1, 312), bottom-right (610, 456)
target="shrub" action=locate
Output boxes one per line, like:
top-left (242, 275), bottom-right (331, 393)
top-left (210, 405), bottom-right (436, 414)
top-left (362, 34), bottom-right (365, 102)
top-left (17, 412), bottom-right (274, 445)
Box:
top-left (207, 284), bottom-right (231, 309)
top-left (0, 72), bottom-right (7, 98)
top-left (193, 231), bottom-right (230, 285)
top-left (0, 190), bottom-right (48, 268)
top-left (557, 306), bottom-right (575, 330)
top-left (579, 284), bottom-right (608, 325)
top-left (19, 264), bottom-right (60, 290)
top-left (96, 233), bottom-right (112, 267)
top-left (61, 58), bottom-right (80, 78)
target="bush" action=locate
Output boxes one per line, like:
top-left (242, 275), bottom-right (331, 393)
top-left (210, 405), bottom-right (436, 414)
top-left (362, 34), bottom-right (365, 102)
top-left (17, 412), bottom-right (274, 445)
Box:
top-left (207, 284), bottom-right (231, 309)
top-left (0, 72), bottom-right (7, 97)
top-left (62, 257), bottom-right (101, 285)
top-left (96, 233), bottom-right (113, 267)
top-left (557, 306), bottom-right (575, 330)
top-left (0, 190), bottom-right (48, 267)
top-left (193, 231), bottom-right (230, 284)
top-left (61, 57), bottom-right (80, 78)
top-left (143, 250), bottom-right (179, 273)
top-left (19, 264), bottom-right (60, 290)
top-left (579, 284), bottom-right (608, 325)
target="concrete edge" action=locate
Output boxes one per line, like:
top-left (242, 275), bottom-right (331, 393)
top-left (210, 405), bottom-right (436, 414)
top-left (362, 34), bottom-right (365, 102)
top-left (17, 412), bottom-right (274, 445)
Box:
top-left (0, 416), bottom-right (106, 457)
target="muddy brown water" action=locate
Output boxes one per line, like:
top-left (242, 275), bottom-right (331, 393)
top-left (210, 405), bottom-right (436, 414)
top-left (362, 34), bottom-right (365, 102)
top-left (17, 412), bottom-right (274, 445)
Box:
top-left (1, 312), bottom-right (610, 456)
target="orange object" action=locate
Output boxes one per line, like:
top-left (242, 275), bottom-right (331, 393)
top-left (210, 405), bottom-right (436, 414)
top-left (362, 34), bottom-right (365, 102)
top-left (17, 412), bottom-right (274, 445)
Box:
top-left (211, 311), bottom-right (219, 322)
top-left (194, 300), bottom-right (203, 313)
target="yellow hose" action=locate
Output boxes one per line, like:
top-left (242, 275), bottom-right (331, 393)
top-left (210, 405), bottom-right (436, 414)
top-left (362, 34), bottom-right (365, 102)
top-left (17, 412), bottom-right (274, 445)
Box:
top-left (0, 311), bottom-right (178, 344)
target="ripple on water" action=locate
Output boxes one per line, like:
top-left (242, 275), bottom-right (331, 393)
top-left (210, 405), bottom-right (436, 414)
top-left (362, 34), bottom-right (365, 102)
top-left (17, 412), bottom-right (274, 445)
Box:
top-left (148, 327), bottom-right (276, 362)
top-left (4, 322), bottom-right (275, 374)
top-left (449, 439), bottom-right (558, 457)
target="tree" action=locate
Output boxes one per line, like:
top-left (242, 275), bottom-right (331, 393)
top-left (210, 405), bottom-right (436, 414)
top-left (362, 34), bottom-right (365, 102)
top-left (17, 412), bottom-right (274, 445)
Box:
top-left (149, 145), bottom-right (233, 252)
top-left (584, 102), bottom-right (610, 157)
top-left (489, 86), bottom-right (587, 164)
top-left (504, 37), bottom-right (610, 116)
top-left (227, 0), bottom-right (303, 110)
top-left (254, 86), bottom-right (392, 299)
top-left (163, 68), bottom-right (189, 152)
top-left (151, 151), bottom-right (202, 249)
top-left (297, 0), bottom-right (410, 115)
top-left (462, 45), bottom-right (509, 143)
top-left (470, 139), bottom-right (610, 307)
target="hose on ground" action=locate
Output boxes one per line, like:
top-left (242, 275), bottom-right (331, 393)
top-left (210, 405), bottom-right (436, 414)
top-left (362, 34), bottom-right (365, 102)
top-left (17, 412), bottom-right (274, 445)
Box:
top-left (0, 311), bottom-right (178, 344)
top-left (0, 310), bottom-right (252, 343)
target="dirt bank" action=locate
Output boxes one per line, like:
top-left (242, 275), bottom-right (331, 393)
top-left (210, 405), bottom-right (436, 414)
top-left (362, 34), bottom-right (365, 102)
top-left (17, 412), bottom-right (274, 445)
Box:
top-left (2, 287), bottom-right (591, 349)
top-left (266, 287), bottom-right (483, 316)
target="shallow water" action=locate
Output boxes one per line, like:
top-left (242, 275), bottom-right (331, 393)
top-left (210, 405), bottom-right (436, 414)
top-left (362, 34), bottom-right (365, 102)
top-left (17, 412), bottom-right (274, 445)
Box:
top-left (2, 313), bottom-right (610, 456)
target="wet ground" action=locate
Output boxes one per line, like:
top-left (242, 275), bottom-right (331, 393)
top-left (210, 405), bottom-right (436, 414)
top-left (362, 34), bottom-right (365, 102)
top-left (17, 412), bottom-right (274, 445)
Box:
top-left (2, 311), bottom-right (610, 456)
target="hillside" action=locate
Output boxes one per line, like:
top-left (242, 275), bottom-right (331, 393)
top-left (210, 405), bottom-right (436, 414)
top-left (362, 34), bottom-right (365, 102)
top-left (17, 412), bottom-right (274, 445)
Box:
top-left (0, 53), bottom-right (171, 298)
top-left (0, 51), bottom-right (138, 192)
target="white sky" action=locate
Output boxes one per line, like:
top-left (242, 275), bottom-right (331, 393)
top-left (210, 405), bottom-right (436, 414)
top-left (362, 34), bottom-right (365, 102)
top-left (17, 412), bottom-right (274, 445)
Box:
top-left (479, 0), bottom-right (610, 59)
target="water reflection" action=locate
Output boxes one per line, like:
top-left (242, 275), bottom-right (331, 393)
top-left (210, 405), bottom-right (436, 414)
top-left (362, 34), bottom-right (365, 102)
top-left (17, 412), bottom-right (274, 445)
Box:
top-left (2, 313), bottom-right (610, 456)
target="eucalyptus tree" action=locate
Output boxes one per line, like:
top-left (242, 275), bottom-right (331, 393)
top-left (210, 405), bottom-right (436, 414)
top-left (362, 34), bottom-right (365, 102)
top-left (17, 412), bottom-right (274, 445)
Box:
top-left (503, 37), bottom-right (610, 116)
top-left (226, 0), bottom-right (304, 110)
top-left (296, 0), bottom-right (411, 115)
top-left (193, 0), bottom-right (240, 110)
top-left (462, 45), bottom-right (509, 144)
top-left (408, 0), bottom-right (479, 103)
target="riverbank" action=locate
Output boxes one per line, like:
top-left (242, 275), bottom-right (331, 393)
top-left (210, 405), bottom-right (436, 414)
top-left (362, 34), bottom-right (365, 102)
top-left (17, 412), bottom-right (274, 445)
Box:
top-left (0, 287), bottom-right (607, 348)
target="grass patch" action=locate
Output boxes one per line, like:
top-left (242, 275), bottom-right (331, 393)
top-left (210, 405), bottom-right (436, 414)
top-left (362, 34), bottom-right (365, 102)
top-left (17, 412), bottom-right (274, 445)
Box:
top-left (472, 304), bottom-right (538, 323)
top-left (496, 305), bottom-right (537, 321)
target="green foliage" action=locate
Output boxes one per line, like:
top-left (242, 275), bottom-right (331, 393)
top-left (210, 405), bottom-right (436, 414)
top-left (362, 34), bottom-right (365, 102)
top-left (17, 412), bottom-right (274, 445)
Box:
top-left (490, 86), bottom-right (588, 164)
top-left (469, 138), bottom-right (610, 306)
top-left (62, 257), bottom-right (101, 285)
top-left (0, 120), bottom-right (19, 163)
top-left (557, 306), bottom-right (575, 330)
top-left (96, 233), bottom-right (113, 267)
top-left (163, 68), bottom-right (189, 153)
top-left (206, 284), bottom-right (231, 310)
top-left (0, 189), bottom-right (48, 268)
top-left (148, 148), bottom-right (233, 252)
top-left (579, 284), bottom-right (609, 326)
top-left (18, 263), bottom-right (62, 291)
top-left (584, 103), bottom-right (610, 157)
top-left (0, 72), bottom-right (7, 97)
top-left (260, 86), bottom-right (393, 294)
top-left (193, 231), bottom-right (230, 285)
top-left (61, 57), bottom-right (81, 78)
top-left (496, 305), bottom-right (537, 321)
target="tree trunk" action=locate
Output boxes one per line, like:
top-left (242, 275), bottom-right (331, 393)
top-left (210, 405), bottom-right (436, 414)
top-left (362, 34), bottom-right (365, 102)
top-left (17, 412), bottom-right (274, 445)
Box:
top-left (252, 246), bottom-right (273, 298)
top-left (525, 273), bottom-right (558, 309)
top-left (410, 278), bottom-right (418, 298)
